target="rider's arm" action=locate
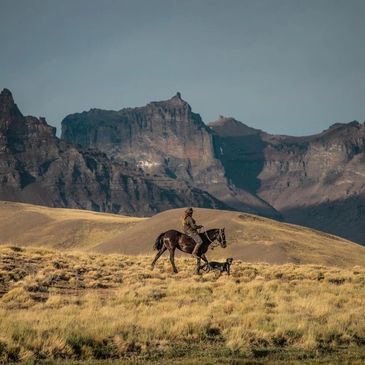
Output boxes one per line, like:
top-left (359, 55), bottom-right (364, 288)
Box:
top-left (187, 216), bottom-right (198, 230)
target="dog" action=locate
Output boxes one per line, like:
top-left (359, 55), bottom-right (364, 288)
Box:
top-left (200, 258), bottom-right (233, 276)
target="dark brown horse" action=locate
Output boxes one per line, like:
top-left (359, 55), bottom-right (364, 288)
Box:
top-left (151, 228), bottom-right (226, 274)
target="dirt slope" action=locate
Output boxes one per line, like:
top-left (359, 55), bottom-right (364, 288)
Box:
top-left (0, 201), bottom-right (146, 250)
top-left (94, 208), bottom-right (365, 268)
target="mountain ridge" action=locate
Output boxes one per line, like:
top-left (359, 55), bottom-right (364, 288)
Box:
top-left (62, 92), bottom-right (278, 217)
top-left (0, 88), bottom-right (230, 216)
top-left (209, 117), bottom-right (365, 244)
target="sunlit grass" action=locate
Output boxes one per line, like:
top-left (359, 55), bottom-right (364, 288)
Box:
top-left (0, 246), bottom-right (365, 363)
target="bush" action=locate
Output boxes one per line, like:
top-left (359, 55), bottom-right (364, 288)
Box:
top-left (91, 340), bottom-right (117, 359)
top-left (0, 341), bottom-right (20, 364)
top-left (66, 335), bottom-right (117, 360)
top-left (66, 334), bottom-right (94, 358)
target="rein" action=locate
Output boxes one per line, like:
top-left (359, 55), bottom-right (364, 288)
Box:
top-left (203, 229), bottom-right (222, 249)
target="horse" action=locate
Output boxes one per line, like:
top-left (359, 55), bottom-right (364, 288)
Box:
top-left (150, 228), bottom-right (226, 274)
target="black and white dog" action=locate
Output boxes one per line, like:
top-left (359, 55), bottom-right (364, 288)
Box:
top-left (201, 258), bottom-right (233, 276)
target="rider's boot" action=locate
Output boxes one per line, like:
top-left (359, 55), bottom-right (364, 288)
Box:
top-left (192, 243), bottom-right (202, 259)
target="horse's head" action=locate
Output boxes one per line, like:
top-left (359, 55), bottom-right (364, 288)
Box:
top-left (218, 228), bottom-right (227, 248)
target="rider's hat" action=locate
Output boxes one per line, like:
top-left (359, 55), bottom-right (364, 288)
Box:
top-left (185, 207), bottom-right (193, 215)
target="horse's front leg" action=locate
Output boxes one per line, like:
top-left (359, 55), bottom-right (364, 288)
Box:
top-left (169, 249), bottom-right (178, 273)
top-left (196, 257), bottom-right (201, 275)
top-left (151, 247), bottom-right (167, 270)
top-left (201, 254), bottom-right (209, 264)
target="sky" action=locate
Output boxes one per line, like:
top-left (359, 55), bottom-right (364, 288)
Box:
top-left (1, 0), bottom-right (365, 136)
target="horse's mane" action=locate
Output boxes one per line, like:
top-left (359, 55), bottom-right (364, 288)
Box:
top-left (167, 228), bottom-right (219, 238)
top-left (199, 228), bottom-right (219, 235)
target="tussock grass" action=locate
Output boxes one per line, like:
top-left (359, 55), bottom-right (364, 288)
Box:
top-left (0, 246), bottom-right (365, 363)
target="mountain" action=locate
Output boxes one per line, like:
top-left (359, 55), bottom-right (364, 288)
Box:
top-left (0, 88), bottom-right (228, 216)
top-left (62, 93), bottom-right (279, 217)
top-left (209, 117), bottom-right (365, 244)
top-left (1, 201), bottom-right (364, 267)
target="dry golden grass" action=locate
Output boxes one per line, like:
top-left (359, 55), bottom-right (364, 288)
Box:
top-left (1, 246), bottom-right (365, 363)
top-left (0, 201), bottom-right (146, 250)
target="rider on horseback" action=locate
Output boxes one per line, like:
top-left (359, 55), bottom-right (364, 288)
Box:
top-left (182, 207), bottom-right (203, 258)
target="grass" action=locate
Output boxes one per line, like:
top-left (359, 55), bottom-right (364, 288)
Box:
top-left (1, 246), bottom-right (365, 363)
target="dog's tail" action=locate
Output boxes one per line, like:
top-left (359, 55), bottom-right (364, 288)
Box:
top-left (153, 232), bottom-right (165, 251)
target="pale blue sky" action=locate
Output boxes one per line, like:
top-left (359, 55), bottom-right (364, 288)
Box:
top-left (1, 0), bottom-right (365, 136)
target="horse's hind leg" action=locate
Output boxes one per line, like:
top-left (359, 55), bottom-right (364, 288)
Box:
top-left (151, 247), bottom-right (167, 270)
top-left (169, 249), bottom-right (178, 274)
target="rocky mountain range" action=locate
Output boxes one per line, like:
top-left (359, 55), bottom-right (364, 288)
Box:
top-left (0, 89), bottom-right (229, 216)
top-left (209, 116), bottom-right (365, 244)
top-left (1, 88), bottom-right (364, 244)
top-left (62, 92), bottom-right (277, 217)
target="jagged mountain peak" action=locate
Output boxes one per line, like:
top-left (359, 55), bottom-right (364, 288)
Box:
top-left (310, 120), bottom-right (365, 143)
top-left (173, 91), bottom-right (182, 99)
top-left (148, 91), bottom-right (189, 110)
top-left (209, 116), bottom-right (261, 137)
top-left (0, 88), bottom-right (13, 100)
top-left (0, 88), bottom-right (22, 118)
top-left (326, 120), bottom-right (362, 132)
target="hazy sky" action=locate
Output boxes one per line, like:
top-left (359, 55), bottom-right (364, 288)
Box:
top-left (1, 0), bottom-right (365, 136)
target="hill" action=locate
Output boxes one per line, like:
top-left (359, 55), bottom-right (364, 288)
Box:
top-left (0, 246), bottom-right (365, 363)
top-left (0, 201), bottom-right (145, 250)
top-left (94, 207), bottom-right (365, 268)
top-left (1, 202), bottom-right (364, 268)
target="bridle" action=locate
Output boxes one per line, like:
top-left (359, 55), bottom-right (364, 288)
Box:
top-left (203, 228), bottom-right (224, 249)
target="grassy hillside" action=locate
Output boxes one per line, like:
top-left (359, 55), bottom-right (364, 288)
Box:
top-left (1, 246), bottom-right (365, 363)
top-left (0, 201), bottom-right (146, 250)
top-left (96, 208), bottom-right (365, 268)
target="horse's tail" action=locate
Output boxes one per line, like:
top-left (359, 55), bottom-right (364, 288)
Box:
top-left (153, 232), bottom-right (165, 251)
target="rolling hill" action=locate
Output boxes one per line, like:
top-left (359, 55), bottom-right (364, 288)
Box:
top-left (0, 201), bottom-right (146, 250)
top-left (94, 207), bottom-right (365, 268)
top-left (1, 201), bottom-right (364, 268)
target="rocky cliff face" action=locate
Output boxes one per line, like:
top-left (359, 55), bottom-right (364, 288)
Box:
top-left (62, 93), bottom-right (214, 183)
top-left (62, 93), bottom-right (278, 217)
top-left (0, 89), bottom-right (228, 216)
top-left (209, 117), bottom-right (365, 244)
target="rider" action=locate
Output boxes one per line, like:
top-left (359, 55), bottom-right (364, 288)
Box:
top-left (182, 207), bottom-right (203, 258)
